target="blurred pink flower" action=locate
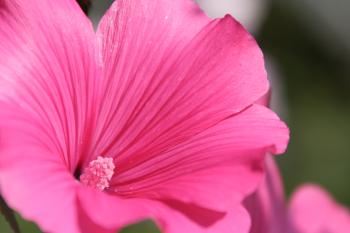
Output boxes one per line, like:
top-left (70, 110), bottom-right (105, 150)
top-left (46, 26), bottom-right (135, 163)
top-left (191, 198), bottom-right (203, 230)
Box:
top-left (289, 185), bottom-right (350, 233)
top-left (245, 156), bottom-right (350, 233)
top-left (0, 0), bottom-right (288, 232)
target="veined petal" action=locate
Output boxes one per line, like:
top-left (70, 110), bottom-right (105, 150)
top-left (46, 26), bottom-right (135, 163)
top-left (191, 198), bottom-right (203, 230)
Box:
top-left (77, 189), bottom-right (250, 233)
top-left (77, 188), bottom-right (154, 233)
top-left (91, 0), bottom-right (269, 169)
top-left (154, 202), bottom-right (251, 233)
top-left (0, 0), bottom-right (98, 171)
top-left (0, 0), bottom-right (97, 232)
top-left (111, 104), bottom-right (289, 211)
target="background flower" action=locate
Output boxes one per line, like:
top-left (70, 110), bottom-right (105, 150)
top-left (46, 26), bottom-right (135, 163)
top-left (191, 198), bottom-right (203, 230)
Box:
top-left (244, 156), bottom-right (350, 233)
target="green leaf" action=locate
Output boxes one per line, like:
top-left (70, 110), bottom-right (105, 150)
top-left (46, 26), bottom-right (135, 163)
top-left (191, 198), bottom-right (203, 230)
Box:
top-left (0, 194), bottom-right (21, 233)
top-left (120, 220), bottom-right (161, 233)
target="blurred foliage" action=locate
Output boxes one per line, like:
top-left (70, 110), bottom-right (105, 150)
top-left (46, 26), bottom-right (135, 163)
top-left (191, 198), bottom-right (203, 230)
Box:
top-left (258, 2), bottom-right (350, 206)
top-left (120, 220), bottom-right (162, 233)
top-left (0, 213), bottom-right (40, 233)
top-left (0, 195), bottom-right (20, 233)
top-left (76, 0), bottom-right (91, 15)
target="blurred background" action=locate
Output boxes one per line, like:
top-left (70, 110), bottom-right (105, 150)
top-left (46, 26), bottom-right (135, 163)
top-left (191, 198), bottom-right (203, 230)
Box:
top-left (1, 0), bottom-right (349, 232)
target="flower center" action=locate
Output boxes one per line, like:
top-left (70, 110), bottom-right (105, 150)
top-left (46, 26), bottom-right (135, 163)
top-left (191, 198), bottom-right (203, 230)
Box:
top-left (80, 156), bottom-right (115, 190)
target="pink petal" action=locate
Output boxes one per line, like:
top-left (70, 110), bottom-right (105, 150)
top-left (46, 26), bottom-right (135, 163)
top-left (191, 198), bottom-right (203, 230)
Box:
top-left (0, 0), bottom-right (98, 172)
top-left (76, 188), bottom-right (154, 233)
top-left (244, 156), bottom-right (290, 233)
top-left (111, 104), bottom-right (288, 211)
top-left (0, 0), bottom-right (97, 232)
top-left (77, 188), bottom-right (251, 233)
top-left (289, 184), bottom-right (350, 233)
top-left (255, 89), bottom-right (271, 106)
top-left (91, 0), bottom-right (269, 169)
top-left (155, 203), bottom-right (251, 233)
top-left (0, 145), bottom-right (80, 233)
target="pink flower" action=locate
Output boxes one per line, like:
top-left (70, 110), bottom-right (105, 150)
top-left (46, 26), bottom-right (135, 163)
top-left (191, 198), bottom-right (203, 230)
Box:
top-left (0, 0), bottom-right (288, 232)
top-left (289, 185), bottom-right (350, 233)
top-left (245, 156), bottom-right (350, 233)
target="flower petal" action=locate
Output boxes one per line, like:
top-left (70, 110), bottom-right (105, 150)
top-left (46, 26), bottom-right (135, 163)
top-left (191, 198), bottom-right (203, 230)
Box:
top-left (157, 200), bottom-right (251, 233)
top-left (77, 188), bottom-right (251, 233)
top-left (112, 104), bottom-right (289, 211)
top-left (0, 0), bottom-right (98, 172)
top-left (76, 188), bottom-right (153, 233)
top-left (0, 145), bottom-right (80, 233)
top-left (244, 156), bottom-right (290, 233)
top-left (91, 0), bottom-right (269, 169)
top-left (289, 185), bottom-right (350, 233)
top-left (0, 0), bottom-right (98, 232)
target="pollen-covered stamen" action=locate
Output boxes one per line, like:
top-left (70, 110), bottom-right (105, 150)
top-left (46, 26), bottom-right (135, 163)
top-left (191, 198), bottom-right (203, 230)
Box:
top-left (80, 156), bottom-right (115, 191)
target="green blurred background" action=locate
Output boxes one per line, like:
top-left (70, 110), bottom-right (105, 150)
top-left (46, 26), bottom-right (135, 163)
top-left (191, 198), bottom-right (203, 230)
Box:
top-left (1, 0), bottom-right (349, 232)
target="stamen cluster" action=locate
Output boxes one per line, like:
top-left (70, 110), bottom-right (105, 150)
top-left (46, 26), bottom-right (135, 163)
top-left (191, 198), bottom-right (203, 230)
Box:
top-left (80, 156), bottom-right (115, 190)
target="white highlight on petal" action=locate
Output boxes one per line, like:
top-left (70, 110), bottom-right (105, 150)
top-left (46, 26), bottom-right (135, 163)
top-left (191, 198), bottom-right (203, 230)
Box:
top-left (80, 156), bottom-right (115, 190)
